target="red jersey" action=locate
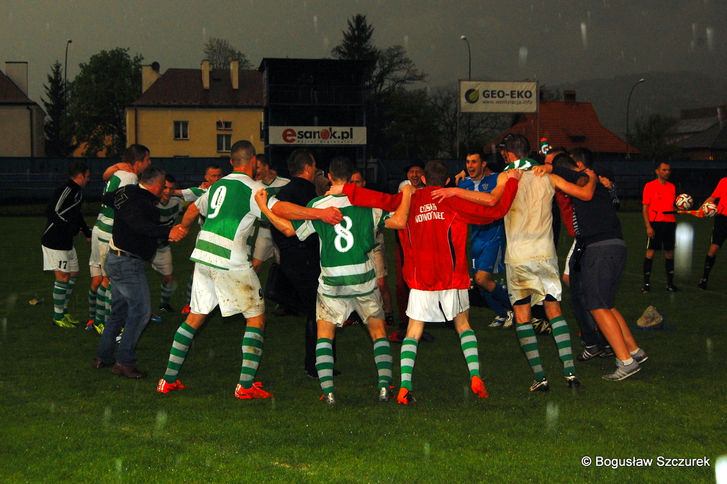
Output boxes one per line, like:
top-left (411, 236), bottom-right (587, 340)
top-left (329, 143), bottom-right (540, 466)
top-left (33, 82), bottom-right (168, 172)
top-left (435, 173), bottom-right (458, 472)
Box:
top-left (343, 179), bottom-right (519, 291)
top-left (710, 177), bottom-right (727, 216)
top-left (642, 179), bottom-right (676, 223)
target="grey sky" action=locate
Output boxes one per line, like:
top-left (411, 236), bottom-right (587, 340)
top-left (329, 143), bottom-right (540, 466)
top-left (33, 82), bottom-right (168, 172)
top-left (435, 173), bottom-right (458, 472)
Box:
top-left (2, 0), bottom-right (725, 103)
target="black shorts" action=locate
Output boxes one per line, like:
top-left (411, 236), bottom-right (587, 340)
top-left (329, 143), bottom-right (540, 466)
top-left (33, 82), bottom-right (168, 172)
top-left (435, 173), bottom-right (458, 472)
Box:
top-left (647, 221), bottom-right (676, 251)
top-left (712, 214), bottom-right (727, 247)
top-left (580, 240), bottom-right (626, 311)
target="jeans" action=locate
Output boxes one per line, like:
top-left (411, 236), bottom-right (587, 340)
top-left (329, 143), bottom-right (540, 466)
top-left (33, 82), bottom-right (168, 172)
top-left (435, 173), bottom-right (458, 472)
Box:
top-left (96, 252), bottom-right (151, 366)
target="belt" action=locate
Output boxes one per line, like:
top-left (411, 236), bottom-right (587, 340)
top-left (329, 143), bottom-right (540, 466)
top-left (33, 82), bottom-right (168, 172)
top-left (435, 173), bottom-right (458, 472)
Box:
top-left (111, 248), bottom-right (142, 259)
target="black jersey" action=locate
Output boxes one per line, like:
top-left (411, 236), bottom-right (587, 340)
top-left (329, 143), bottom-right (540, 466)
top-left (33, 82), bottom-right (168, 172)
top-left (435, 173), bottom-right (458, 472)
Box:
top-left (41, 179), bottom-right (91, 250)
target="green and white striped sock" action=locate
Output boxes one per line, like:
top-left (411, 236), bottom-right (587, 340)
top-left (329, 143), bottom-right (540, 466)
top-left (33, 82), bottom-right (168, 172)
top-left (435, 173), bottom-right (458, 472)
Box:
top-left (95, 286), bottom-right (107, 324)
top-left (87, 289), bottom-right (97, 321)
top-left (239, 327), bottom-right (264, 388)
top-left (316, 338), bottom-right (335, 394)
top-left (550, 316), bottom-right (575, 376)
top-left (459, 329), bottom-right (480, 377)
top-left (163, 322), bottom-right (197, 383)
top-left (400, 337), bottom-right (419, 391)
top-left (372, 338), bottom-right (392, 389)
top-left (516, 323), bottom-right (545, 380)
top-left (52, 281), bottom-right (67, 321)
top-left (63, 277), bottom-right (76, 313)
top-left (160, 281), bottom-right (175, 307)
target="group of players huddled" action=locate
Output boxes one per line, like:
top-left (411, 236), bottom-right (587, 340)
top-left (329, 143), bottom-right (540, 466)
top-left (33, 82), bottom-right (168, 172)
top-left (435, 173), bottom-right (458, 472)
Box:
top-left (41, 135), bottom-right (726, 404)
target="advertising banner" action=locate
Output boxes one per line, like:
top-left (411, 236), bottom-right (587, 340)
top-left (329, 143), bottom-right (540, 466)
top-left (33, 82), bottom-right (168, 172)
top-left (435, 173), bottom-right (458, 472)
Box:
top-left (269, 126), bottom-right (367, 145)
top-left (460, 81), bottom-right (538, 113)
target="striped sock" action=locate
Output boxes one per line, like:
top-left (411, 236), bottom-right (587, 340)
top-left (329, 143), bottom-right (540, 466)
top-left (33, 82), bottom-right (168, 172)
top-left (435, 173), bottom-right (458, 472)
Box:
top-left (160, 281), bottom-right (175, 307)
top-left (316, 338), bottom-right (335, 394)
top-left (52, 281), bottom-right (67, 320)
top-left (400, 337), bottom-right (419, 390)
top-left (95, 286), bottom-right (107, 324)
top-left (239, 327), bottom-right (264, 388)
top-left (459, 329), bottom-right (481, 377)
top-left (88, 289), bottom-right (97, 321)
top-left (63, 277), bottom-right (76, 313)
top-left (516, 323), bottom-right (545, 380)
top-left (163, 322), bottom-right (196, 383)
top-left (373, 338), bottom-right (393, 389)
top-left (550, 316), bottom-right (575, 376)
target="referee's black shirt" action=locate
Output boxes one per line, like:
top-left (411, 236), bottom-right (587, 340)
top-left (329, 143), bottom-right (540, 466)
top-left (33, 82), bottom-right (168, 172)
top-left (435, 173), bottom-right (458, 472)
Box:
top-left (104, 185), bottom-right (171, 261)
top-left (271, 176), bottom-right (320, 260)
top-left (41, 179), bottom-right (91, 250)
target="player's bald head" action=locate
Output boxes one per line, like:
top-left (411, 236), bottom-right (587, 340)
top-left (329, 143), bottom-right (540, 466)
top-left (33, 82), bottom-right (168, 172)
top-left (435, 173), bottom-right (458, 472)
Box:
top-left (229, 140), bottom-right (256, 167)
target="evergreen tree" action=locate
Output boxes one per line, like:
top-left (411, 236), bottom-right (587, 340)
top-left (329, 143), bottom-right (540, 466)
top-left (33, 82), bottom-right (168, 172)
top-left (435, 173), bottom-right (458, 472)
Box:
top-left (42, 61), bottom-right (72, 156)
top-left (331, 14), bottom-right (378, 62)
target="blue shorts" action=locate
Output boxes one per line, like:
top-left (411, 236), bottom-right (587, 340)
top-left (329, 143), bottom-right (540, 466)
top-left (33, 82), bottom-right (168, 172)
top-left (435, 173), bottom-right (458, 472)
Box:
top-left (471, 237), bottom-right (505, 274)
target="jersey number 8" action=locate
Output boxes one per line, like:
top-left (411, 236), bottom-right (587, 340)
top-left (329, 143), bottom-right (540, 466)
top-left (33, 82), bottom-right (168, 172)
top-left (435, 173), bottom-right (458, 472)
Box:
top-left (334, 216), bottom-right (354, 253)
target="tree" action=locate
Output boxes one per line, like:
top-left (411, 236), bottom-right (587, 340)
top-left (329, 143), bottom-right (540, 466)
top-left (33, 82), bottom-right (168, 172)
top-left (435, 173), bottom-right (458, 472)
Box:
top-left (331, 14), bottom-right (377, 62)
top-left (68, 48), bottom-right (143, 157)
top-left (42, 61), bottom-right (73, 156)
top-left (630, 114), bottom-right (680, 161)
top-left (203, 37), bottom-right (251, 71)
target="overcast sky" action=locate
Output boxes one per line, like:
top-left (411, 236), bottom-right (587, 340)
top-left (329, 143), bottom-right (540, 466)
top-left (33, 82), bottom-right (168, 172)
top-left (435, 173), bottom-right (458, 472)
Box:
top-left (2, 0), bottom-right (725, 103)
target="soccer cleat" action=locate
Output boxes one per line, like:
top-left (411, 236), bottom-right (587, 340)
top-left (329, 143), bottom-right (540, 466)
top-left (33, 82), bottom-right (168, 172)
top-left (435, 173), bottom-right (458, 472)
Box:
top-left (565, 375), bottom-right (581, 388)
top-left (378, 386), bottom-right (392, 402)
top-left (640, 283), bottom-right (651, 294)
top-left (149, 314), bottom-right (163, 324)
top-left (602, 359), bottom-right (640, 381)
top-left (470, 375), bottom-right (489, 399)
top-left (697, 278), bottom-right (708, 290)
top-left (528, 378), bottom-right (549, 392)
top-left (156, 378), bottom-right (186, 394)
top-left (387, 330), bottom-right (404, 344)
top-left (502, 310), bottom-right (514, 329)
top-left (577, 345), bottom-right (603, 361)
top-left (63, 313), bottom-right (80, 325)
top-left (159, 303), bottom-right (175, 313)
top-left (234, 382), bottom-right (272, 400)
top-left (93, 322), bottom-right (105, 335)
top-left (599, 346), bottom-right (615, 358)
top-left (85, 319), bottom-right (95, 332)
top-left (180, 304), bottom-right (191, 315)
top-left (631, 348), bottom-right (649, 364)
top-left (666, 284), bottom-right (679, 292)
top-left (488, 316), bottom-right (505, 328)
top-left (320, 392), bottom-right (336, 406)
top-left (396, 387), bottom-right (416, 405)
top-left (53, 318), bottom-right (75, 329)
top-left (532, 318), bottom-right (552, 335)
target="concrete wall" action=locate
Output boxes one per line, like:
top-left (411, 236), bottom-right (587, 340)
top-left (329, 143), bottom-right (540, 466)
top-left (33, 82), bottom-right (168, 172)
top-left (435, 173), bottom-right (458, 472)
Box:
top-left (0, 105), bottom-right (45, 157)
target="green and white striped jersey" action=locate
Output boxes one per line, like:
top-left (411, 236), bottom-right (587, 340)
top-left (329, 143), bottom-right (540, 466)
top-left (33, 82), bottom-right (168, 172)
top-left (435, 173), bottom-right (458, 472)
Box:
top-left (156, 197), bottom-right (184, 247)
top-left (95, 170), bottom-right (138, 243)
top-left (180, 186), bottom-right (207, 202)
top-left (295, 194), bottom-right (386, 297)
top-left (257, 176), bottom-right (290, 230)
top-left (190, 173), bottom-right (263, 271)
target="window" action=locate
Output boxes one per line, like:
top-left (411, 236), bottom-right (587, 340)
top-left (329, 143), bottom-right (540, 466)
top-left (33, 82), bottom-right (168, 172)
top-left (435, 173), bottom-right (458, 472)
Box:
top-left (216, 120), bottom-right (232, 131)
top-left (217, 134), bottom-right (232, 152)
top-left (173, 121), bottom-right (189, 140)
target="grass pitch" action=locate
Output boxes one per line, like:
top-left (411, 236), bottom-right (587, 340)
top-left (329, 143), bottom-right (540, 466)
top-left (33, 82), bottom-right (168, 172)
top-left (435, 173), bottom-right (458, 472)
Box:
top-left (0, 212), bottom-right (725, 482)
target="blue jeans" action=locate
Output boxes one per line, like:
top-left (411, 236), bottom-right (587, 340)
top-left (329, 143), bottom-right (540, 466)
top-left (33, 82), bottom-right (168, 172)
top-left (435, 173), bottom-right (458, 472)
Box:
top-left (96, 252), bottom-right (151, 366)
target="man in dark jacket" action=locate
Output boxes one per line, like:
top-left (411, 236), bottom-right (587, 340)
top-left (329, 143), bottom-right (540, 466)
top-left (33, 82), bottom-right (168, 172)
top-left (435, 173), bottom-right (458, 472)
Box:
top-left (93, 166), bottom-right (173, 378)
top-left (41, 160), bottom-right (92, 327)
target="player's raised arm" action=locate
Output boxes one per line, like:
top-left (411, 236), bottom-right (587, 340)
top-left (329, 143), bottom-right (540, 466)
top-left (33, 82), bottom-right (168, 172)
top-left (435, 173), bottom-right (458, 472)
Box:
top-left (256, 189), bottom-right (295, 237)
top-left (549, 169), bottom-right (596, 201)
top-left (431, 186), bottom-right (496, 206)
top-left (271, 199), bottom-right (342, 225)
top-left (342, 183), bottom-right (402, 212)
top-left (102, 162), bottom-right (132, 182)
top-left (384, 184), bottom-right (414, 229)
top-left (446, 174), bottom-right (520, 224)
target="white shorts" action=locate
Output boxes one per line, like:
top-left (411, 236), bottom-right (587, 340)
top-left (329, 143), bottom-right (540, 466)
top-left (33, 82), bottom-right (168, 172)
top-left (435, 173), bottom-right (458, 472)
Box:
top-left (42, 246), bottom-right (79, 273)
top-left (89, 226), bottom-right (109, 277)
top-left (151, 246), bottom-right (173, 276)
top-left (252, 227), bottom-right (279, 263)
top-left (316, 290), bottom-right (385, 327)
top-left (406, 289), bottom-right (469, 322)
top-left (190, 263), bottom-right (264, 318)
top-left (563, 240), bottom-right (576, 277)
top-left (505, 258), bottom-right (562, 305)
top-left (370, 243), bottom-right (387, 279)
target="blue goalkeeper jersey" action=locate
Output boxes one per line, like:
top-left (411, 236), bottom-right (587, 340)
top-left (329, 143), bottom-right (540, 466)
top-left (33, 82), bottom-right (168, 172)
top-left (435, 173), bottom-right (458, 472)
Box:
top-left (459, 172), bottom-right (504, 244)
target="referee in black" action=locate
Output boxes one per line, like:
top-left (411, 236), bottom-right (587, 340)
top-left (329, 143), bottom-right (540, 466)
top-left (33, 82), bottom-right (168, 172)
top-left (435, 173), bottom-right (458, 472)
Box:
top-left (93, 166), bottom-right (173, 378)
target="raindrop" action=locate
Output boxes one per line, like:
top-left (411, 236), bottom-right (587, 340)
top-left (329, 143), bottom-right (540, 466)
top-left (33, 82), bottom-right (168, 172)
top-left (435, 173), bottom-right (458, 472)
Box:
top-left (323, 36), bottom-right (330, 50)
top-left (208, 349), bottom-right (215, 360)
top-left (580, 22), bottom-right (588, 49)
top-left (403, 35), bottom-right (409, 49)
top-left (49, 402), bottom-right (56, 413)
top-left (692, 23), bottom-right (698, 38)
top-left (115, 458), bottom-right (123, 474)
top-left (155, 410), bottom-right (168, 431)
top-left (103, 406), bottom-right (112, 427)
top-left (518, 46), bottom-right (528, 68)
top-left (546, 401), bottom-right (560, 431)
top-left (706, 26), bottom-right (714, 51)
top-left (423, 442), bottom-right (431, 457)
top-left (313, 15), bottom-right (318, 33)
top-left (1, 317), bottom-right (7, 339)
top-left (706, 338), bottom-right (713, 361)
top-left (6, 293), bottom-right (18, 311)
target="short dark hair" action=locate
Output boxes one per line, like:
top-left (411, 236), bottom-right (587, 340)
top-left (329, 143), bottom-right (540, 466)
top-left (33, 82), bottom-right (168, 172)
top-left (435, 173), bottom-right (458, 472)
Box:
top-left (139, 166), bottom-right (166, 185)
top-left (165, 173), bottom-right (176, 184)
top-left (553, 153), bottom-right (577, 170)
top-left (570, 148), bottom-right (593, 168)
top-left (68, 160), bottom-right (89, 177)
top-left (424, 160), bottom-right (449, 187)
top-left (256, 153), bottom-right (268, 166)
top-left (465, 148), bottom-right (484, 159)
top-left (503, 134), bottom-right (530, 158)
top-left (205, 164), bottom-right (221, 173)
top-left (328, 156), bottom-right (354, 182)
top-left (287, 149), bottom-right (316, 176)
top-left (351, 168), bottom-right (364, 179)
top-left (655, 160), bottom-right (670, 169)
top-left (230, 140), bottom-right (256, 166)
top-left (122, 144), bottom-right (150, 164)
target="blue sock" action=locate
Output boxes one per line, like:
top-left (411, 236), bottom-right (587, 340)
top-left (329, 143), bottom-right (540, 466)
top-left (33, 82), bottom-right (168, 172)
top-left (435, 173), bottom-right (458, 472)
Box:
top-left (491, 283), bottom-right (512, 310)
top-left (481, 288), bottom-right (507, 317)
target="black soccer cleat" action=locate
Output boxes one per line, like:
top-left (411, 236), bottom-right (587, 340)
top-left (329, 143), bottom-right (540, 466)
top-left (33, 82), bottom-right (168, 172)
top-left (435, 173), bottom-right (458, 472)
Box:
top-left (577, 345), bottom-right (603, 362)
top-left (697, 279), bottom-right (708, 290)
top-left (640, 284), bottom-right (651, 294)
top-left (529, 378), bottom-right (549, 393)
top-left (159, 303), bottom-right (175, 313)
top-left (666, 284), bottom-right (679, 292)
top-left (565, 375), bottom-right (581, 389)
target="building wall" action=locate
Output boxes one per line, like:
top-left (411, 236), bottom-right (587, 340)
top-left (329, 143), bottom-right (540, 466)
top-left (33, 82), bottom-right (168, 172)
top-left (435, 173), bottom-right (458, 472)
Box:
top-left (125, 107), bottom-right (263, 157)
top-left (0, 105), bottom-right (45, 157)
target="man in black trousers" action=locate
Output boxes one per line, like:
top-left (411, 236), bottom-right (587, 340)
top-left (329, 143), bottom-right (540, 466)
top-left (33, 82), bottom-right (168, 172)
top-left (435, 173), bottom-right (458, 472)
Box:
top-left (93, 166), bottom-right (173, 378)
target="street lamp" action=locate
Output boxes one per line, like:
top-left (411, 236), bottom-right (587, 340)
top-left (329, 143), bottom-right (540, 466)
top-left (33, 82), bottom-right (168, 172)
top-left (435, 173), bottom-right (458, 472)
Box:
top-left (625, 77), bottom-right (646, 159)
top-left (460, 35), bottom-right (471, 80)
top-left (64, 39), bottom-right (72, 102)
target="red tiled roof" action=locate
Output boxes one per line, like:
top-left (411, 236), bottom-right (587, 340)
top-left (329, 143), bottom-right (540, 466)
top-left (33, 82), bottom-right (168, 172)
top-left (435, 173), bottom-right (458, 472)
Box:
top-left (493, 100), bottom-right (638, 154)
top-left (0, 71), bottom-right (34, 105)
top-left (131, 68), bottom-right (263, 107)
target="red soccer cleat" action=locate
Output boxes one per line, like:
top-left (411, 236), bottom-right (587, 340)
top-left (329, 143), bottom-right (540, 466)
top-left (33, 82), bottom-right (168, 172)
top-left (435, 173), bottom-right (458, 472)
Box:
top-left (396, 387), bottom-right (416, 405)
top-left (234, 381), bottom-right (272, 400)
top-left (470, 375), bottom-right (489, 399)
top-left (156, 378), bottom-right (186, 394)
top-left (180, 304), bottom-right (191, 316)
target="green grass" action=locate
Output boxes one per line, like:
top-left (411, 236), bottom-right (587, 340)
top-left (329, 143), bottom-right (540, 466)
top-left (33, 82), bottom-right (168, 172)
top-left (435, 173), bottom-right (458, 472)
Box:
top-left (0, 213), bottom-right (725, 482)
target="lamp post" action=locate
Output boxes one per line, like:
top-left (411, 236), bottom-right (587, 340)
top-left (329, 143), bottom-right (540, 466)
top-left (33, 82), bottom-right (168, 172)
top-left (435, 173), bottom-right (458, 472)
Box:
top-left (457, 35), bottom-right (472, 159)
top-left (64, 39), bottom-right (72, 103)
top-left (625, 77), bottom-right (646, 159)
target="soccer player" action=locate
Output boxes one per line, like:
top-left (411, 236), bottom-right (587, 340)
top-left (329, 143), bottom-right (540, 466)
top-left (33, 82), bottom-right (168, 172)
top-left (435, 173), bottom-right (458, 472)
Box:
top-left (698, 176), bottom-right (727, 289)
top-left (642, 161), bottom-right (678, 292)
top-left (152, 174), bottom-right (184, 312)
top-left (89, 145), bottom-right (151, 333)
top-left (41, 160), bottom-right (92, 327)
top-left (251, 153), bottom-right (290, 272)
top-left (258, 157), bottom-right (414, 404)
top-left (339, 160), bottom-right (521, 404)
